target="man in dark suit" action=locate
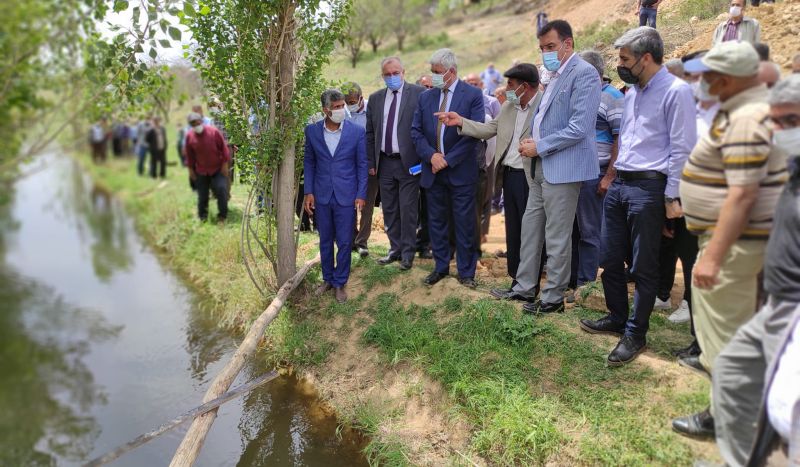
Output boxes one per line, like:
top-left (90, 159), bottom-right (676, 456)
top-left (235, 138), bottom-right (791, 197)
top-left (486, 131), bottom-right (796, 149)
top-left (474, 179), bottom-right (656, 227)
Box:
top-left (303, 89), bottom-right (368, 303)
top-left (366, 57), bottom-right (426, 270)
top-left (411, 48), bottom-right (485, 288)
top-left (145, 116), bottom-right (168, 179)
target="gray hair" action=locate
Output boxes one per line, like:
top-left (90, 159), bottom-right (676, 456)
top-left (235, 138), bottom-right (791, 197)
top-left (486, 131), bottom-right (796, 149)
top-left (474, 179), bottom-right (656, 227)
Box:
top-left (665, 58), bottom-right (684, 77)
top-left (321, 88), bottom-right (345, 109)
top-left (579, 50), bottom-right (605, 78)
top-left (768, 74), bottom-right (800, 106)
top-left (381, 56), bottom-right (404, 70)
top-left (614, 26), bottom-right (664, 65)
top-left (429, 48), bottom-right (458, 71)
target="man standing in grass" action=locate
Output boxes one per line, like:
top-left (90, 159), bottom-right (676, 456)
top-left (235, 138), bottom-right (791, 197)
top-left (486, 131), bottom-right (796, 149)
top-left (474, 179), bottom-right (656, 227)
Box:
top-left (184, 112), bottom-right (231, 223)
top-left (304, 89), bottom-right (368, 304)
top-left (672, 41), bottom-right (785, 440)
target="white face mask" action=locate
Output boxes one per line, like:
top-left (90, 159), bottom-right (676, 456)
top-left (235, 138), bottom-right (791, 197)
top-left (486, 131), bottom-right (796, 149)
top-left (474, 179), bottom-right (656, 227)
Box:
top-left (346, 103), bottom-right (361, 114)
top-left (774, 127), bottom-right (800, 157)
top-left (692, 80), bottom-right (719, 103)
top-left (729, 6), bottom-right (742, 18)
top-left (193, 124), bottom-right (204, 134)
top-left (328, 108), bottom-right (346, 124)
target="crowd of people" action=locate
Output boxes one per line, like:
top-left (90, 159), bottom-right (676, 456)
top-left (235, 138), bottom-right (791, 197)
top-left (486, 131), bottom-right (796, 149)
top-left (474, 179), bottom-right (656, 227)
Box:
top-left (300, 7), bottom-right (800, 465)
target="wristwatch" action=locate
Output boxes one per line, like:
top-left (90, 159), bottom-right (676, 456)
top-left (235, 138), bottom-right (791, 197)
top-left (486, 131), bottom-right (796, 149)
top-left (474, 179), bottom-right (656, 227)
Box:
top-left (665, 196), bottom-right (677, 204)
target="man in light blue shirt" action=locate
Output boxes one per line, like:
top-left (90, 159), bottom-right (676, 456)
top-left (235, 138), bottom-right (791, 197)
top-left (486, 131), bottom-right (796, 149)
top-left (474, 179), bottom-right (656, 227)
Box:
top-left (480, 63), bottom-right (503, 95)
top-left (579, 27), bottom-right (696, 366)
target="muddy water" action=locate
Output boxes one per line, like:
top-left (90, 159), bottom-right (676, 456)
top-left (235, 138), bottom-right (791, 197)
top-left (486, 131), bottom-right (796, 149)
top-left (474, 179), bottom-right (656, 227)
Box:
top-left (0, 154), bottom-right (367, 466)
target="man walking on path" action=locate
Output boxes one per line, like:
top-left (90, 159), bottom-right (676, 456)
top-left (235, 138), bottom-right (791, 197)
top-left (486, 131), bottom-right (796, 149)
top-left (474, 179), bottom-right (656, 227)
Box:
top-left (303, 89), bottom-right (368, 304)
top-left (366, 58), bottom-right (425, 270)
top-left (672, 40), bottom-right (786, 439)
top-left (184, 112), bottom-right (231, 223)
top-left (146, 116), bottom-right (167, 179)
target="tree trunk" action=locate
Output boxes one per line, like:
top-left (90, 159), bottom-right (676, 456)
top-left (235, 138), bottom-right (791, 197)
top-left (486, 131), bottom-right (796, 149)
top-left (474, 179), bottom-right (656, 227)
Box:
top-left (369, 37), bottom-right (380, 53)
top-left (275, 1), bottom-right (298, 286)
top-left (397, 33), bottom-right (405, 51)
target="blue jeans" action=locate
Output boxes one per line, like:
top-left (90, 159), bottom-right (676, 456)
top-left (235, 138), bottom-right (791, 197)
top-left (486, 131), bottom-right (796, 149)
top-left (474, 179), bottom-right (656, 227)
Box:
top-left (600, 178), bottom-right (665, 339)
top-left (136, 144), bottom-right (149, 176)
top-left (570, 167), bottom-right (606, 288)
top-left (639, 7), bottom-right (657, 28)
top-left (316, 198), bottom-right (356, 288)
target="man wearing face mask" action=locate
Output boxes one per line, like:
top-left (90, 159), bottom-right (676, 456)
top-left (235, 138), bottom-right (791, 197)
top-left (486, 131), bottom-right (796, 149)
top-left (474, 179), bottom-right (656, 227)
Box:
top-left (436, 63), bottom-right (543, 295)
top-left (671, 40), bottom-right (787, 439)
top-left (411, 48), bottom-right (485, 288)
top-left (512, 20), bottom-right (602, 314)
top-left (365, 57), bottom-right (425, 270)
top-left (184, 112), bottom-right (231, 222)
top-left (343, 82), bottom-right (377, 258)
top-left (579, 27), bottom-right (696, 366)
top-left (712, 0), bottom-right (761, 46)
top-left (709, 74), bottom-right (800, 467)
top-left (303, 89), bottom-right (368, 304)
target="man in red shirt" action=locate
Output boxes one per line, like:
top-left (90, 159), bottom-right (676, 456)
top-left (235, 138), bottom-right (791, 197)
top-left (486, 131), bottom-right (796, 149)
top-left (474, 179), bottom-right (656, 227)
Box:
top-left (184, 112), bottom-right (231, 222)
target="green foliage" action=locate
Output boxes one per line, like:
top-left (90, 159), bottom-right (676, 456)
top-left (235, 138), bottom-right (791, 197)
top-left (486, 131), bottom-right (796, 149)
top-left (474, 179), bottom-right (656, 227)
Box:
top-left (677, 0), bottom-right (729, 21)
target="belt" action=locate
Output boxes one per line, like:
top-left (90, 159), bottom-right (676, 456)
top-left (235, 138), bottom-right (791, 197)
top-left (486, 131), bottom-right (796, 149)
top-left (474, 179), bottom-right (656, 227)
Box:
top-left (380, 151), bottom-right (401, 159)
top-left (616, 170), bottom-right (666, 181)
top-left (504, 166), bottom-right (525, 173)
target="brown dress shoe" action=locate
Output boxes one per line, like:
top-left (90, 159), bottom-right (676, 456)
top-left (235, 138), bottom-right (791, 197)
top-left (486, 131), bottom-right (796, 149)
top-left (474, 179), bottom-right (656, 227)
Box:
top-left (335, 286), bottom-right (347, 303)
top-left (315, 282), bottom-right (332, 296)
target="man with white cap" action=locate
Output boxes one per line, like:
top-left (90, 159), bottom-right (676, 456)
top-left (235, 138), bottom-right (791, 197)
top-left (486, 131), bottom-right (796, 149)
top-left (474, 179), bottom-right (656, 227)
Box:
top-left (184, 111), bottom-right (232, 222)
top-left (672, 40), bottom-right (787, 439)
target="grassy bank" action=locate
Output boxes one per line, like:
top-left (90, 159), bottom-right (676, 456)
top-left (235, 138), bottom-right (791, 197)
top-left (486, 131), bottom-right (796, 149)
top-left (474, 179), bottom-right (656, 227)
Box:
top-left (81, 152), bottom-right (718, 465)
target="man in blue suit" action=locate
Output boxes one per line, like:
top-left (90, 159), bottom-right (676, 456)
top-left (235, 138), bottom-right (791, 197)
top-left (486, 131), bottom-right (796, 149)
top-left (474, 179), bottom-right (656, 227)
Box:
top-left (303, 89), bottom-right (368, 303)
top-left (412, 48), bottom-right (485, 288)
top-left (509, 20), bottom-right (602, 314)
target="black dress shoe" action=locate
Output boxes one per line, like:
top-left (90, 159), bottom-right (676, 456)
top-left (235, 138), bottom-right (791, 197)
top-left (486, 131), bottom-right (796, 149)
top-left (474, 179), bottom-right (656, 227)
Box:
top-left (377, 255), bottom-right (400, 265)
top-left (579, 316), bottom-right (625, 336)
top-left (678, 355), bottom-right (710, 379)
top-left (424, 271), bottom-right (448, 286)
top-left (607, 335), bottom-right (646, 367)
top-left (522, 300), bottom-right (564, 314)
top-left (399, 259), bottom-right (413, 271)
top-left (672, 408), bottom-right (715, 439)
top-left (418, 250), bottom-right (433, 259)
top-left (489, 287), bottom-right (535, 302)
top-left (459, 277), bottom-right (477, 288)
top-left (672, 340), bottom-right (701, 359)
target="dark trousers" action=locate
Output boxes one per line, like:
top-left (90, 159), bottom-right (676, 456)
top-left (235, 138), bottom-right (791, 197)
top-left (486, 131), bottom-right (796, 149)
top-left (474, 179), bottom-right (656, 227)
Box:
top-left (379, 157), bottom-right (419, 261)
top-left (295, 183), bottom-right (313, 232)
top-left (600, 178), bottom-right (666, 339)
top-left (657, 216), bottom-right (699, 335)
top-left (639, 7), bottom-right (657, 27)
top-left (427, 177), bottom-right (478, 279)
top-left (474, 168), bottom-right (489, 251)
top-left (91, 141), bottom-right (108, 163)
top-left (570, 168), bottom-right (606, 288)
top-left (196, 171), bottom-right (229, 220)
top-left (502, 168), bottom-right (529, 279)
top-left (416, 188), bottom-right (430, 253)
top-left (354, 174), bottom-right (381, 250)
top-left (150, 149), bottom-right (166, 179)
top-left (316, 199), bottom-right (356, 288)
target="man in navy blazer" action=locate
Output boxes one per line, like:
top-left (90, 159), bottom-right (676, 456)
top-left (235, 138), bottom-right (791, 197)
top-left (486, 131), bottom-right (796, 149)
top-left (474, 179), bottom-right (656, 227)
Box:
top-left (411, 48), bottom-right (485, 288)
top-left (303, 89), bottom-right (368, 303)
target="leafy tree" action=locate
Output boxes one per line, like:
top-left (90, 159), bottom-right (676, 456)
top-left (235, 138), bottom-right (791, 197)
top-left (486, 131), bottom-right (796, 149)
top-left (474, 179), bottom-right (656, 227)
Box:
top-left (386, 0), bottom-right (424, 51)
top-left (362, 0), bottom-right (390, 53)
top-left (183, 0), bottom-right (349, 290)
top-left (340, 1), bottom-right (369, 68)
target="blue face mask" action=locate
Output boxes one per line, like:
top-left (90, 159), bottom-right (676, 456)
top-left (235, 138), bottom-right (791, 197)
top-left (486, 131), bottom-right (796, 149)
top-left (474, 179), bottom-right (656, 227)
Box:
top-left (542, 42), bottom-right (565, 72)
top-left (384, 75), bottom-right (403, 91)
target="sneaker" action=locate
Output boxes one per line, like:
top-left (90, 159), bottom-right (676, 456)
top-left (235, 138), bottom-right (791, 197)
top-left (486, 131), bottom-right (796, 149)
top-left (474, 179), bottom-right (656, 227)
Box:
top-left (668, 300), bottom-right (691, 324)
top-left (654, 297), bottom-right (672, 310)
top-left (357, 247), bottom-right (369, 258)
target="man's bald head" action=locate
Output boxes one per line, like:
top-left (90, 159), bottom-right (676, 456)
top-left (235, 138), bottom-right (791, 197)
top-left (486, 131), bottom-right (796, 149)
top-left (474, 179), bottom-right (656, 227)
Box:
top-left (758, 62), bottom-right (781, 89)
top-left (465, 73), bottom-right (483, 89)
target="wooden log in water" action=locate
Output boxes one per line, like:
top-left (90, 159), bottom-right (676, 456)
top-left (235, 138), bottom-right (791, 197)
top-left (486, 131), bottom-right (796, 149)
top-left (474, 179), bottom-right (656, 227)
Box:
top-left (83, 371), bottom-right (280, 467)
top-left (169, 256), bottom-right (321, 467)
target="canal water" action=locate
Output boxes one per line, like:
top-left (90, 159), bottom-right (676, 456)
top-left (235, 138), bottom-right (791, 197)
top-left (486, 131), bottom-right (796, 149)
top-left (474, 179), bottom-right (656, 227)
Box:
top-left (0, 154), bottom-right (367, 466)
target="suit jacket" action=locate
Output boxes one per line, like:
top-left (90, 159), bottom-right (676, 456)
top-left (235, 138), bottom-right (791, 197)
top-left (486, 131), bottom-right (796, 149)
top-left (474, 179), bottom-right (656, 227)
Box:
top-left (303, 120), bottom-right (368, 206)
top-left (366, 82), bottom-right (426, 172)
top-left (459, 93), bottom-right (543, 190)
top-left (533, 55), bottom-right (602, 184)
top-left (411, 80), bottom-right (485, 188)
top-left (145, 126), bottom-right (167, 152)
top-left (712, 17), bottom-right (761, 46)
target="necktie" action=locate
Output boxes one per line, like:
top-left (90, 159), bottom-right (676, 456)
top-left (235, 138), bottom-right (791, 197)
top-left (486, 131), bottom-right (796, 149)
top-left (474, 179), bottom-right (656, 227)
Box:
top-left (384, 90), bottom-right (398, 155)
top-left (436, 88), bottom-right (449, 153)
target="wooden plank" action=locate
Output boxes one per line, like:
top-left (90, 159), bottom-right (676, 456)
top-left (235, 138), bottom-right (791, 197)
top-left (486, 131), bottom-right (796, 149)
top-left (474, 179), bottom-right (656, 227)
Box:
top-left (83, 371), bottom-right (280, 467)
top-left (169, 255), bottom-right (320, 466)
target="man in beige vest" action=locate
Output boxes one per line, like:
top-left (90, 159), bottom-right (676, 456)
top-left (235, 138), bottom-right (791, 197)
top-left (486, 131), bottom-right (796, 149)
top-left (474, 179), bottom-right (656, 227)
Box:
top-left (436, 63), bottom-right (542, 296)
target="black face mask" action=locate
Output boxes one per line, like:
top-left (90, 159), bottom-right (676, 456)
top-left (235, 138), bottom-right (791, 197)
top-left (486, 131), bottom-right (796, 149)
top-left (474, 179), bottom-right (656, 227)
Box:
top-left (617, 57), bottom-right (643, 85)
